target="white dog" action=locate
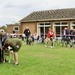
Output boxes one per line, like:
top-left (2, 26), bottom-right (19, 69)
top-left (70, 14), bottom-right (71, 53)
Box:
top-left (44, 37), bottom-right (50, 47)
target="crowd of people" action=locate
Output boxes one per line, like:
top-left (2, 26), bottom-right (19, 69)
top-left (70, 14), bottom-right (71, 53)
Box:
top-left (23, 26), bottom-right (75, 48)
top-left (23, 27), bottom-right (55, 48)
top-left (61, 27), bottom-right (75, 47)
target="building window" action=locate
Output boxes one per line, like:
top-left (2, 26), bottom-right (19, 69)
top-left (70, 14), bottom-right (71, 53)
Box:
top-left (45, 23), bottom-right (50, 25)
top-left (53, 22), bottom-right (68, 38)
top-left (37, 22), bottom-right (50, 38)
top-left (61, 22), bottom-right (67, 25)
top-left (38, 22), bottom-right (50, 26)
top-left (72, 22), bottom-right (75, 24)
top-left (13, 26), bottom-right (19, 31)
top-left (54, 22), bottom-right (68, 25)
top-left (40, 23), bottom-right (44, 25)
top-left (55, 23), bottom-right (60, 25)
top-left (71, 21), bottom-right (75, 29)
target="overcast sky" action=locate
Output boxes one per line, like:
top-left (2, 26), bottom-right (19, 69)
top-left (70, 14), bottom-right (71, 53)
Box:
top-left (0, 0), bottom-right (75, 26)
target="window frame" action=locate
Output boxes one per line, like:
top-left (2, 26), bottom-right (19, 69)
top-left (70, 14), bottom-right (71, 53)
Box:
top-left (13, 26), bottom-right (19, 31)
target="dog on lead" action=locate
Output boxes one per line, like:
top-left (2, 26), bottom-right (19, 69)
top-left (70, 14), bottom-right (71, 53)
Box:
top-left (28, 34), bottom-right (34, 45)
top-left (44, 37), bottom-right (50, 47)
top-left (3, 46), bottom-right (14, 63)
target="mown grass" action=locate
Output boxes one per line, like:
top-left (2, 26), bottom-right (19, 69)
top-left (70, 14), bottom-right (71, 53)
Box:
top-left (0, 41), bottom-right (75, 75)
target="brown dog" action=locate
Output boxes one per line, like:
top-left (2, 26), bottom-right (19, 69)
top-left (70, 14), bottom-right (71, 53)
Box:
top-left (28, 35), bottom-right (34, 45)
top-left (3, 46), bottom-right (14, 63)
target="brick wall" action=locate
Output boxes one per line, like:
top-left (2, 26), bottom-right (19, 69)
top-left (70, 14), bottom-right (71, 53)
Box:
top-left (21, 22), bottom-right (37, 34)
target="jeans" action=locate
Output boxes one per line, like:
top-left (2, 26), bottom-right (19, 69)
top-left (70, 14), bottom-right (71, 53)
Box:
top-left (26, 36), bottom-right (29, 44)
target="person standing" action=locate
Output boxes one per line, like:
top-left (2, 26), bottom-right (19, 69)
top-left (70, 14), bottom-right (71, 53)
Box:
top-left (24, 27), bottom-right (31, 45)
top-left (47, 27), bottom-right (55, 48)
top-left (0, 35), bottom-right (3, 63)
top-left (0, 29), bottom-right (7, 63)
top-left (65, 27), bottom-right (70, 38)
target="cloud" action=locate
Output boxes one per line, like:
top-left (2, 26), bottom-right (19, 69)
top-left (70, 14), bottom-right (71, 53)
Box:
top-left (0, 15), bottom-right (21, 20)
top-left (0, 15), bottom-right (21, 25)
top-left (0, 0), bottom-right (75, 26)
top-left (3, 0), bottom-right (36, 9)
top-left (33, 0), bottom-right (75, 10)
top-left (4, 4), bottom-right (17, 8)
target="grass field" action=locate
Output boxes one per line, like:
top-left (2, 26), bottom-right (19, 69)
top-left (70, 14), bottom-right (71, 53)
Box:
top-left (0, 41), bottom-right (75, 75)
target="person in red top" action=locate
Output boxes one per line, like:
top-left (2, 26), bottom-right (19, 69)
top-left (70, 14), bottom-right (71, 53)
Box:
top-left (47, 27), bottom-right (55, 48)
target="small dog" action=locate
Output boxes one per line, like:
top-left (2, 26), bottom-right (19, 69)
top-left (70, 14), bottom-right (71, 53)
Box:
top-left (44, 37), bottom-right (50, 47)
top-left (3, 46), bottom-right (14, 63)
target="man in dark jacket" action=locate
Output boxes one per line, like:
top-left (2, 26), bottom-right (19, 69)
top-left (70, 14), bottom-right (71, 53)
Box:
top-left (65, 27), bottom-right (70, 38)
top-left (24, 27), bottom-right (31, 45)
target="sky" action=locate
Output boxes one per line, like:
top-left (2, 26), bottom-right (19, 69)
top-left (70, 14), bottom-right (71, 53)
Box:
top-left (0, 0), bottom-right (75, 26)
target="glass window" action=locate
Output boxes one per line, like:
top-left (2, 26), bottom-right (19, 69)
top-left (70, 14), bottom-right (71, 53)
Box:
top-left (72, 22), bottom-right (75, 24)
top-left (72, 26), bottom-right (75, 29)
top-left (55, 23), bottom-right (60, 25)
top-left (45, 23), bottom-right (50, 25)
top-left (61, 22), bottom-right (67, 25)
top-left (40, 23), bottom-right (44, 25)
top-left (13, 26), bottom-right (19, 31)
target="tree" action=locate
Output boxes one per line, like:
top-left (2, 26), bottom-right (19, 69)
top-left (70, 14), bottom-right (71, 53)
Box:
top-left (1, 26), bottom-right (7, 32)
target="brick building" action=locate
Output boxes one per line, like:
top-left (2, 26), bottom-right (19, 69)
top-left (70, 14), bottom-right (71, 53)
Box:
top-left (7, 24), bottom-right (21, 37)
top-left (7, 8), bottom-right (75, 38)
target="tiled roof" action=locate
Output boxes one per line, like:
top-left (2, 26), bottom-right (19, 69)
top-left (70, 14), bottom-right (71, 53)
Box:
top-left (20, 8), bottom-right (75, 22)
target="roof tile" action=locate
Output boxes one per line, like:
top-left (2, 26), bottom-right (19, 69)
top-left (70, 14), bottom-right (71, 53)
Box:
top-left (20, 8), bottom-right (75, 22)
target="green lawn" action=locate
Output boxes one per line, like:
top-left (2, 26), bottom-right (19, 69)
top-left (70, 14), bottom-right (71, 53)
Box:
top-left (0, 42), bottom-right (75, 75)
